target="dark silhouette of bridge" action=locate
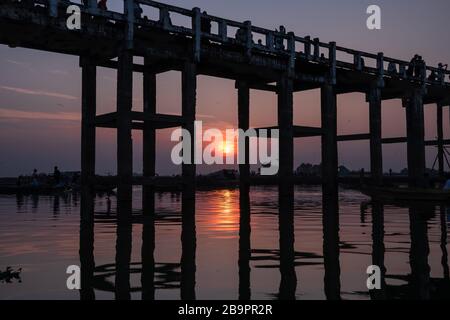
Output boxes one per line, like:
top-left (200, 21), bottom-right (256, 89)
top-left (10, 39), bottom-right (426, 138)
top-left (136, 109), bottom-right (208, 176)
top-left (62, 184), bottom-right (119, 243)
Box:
top-left (2, 0), bottom-right (450, 300)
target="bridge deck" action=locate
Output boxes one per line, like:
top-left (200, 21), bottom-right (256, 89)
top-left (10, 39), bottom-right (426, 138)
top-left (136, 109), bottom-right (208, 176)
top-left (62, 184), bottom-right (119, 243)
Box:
top-left (1, 0), bottom-right (450, 104)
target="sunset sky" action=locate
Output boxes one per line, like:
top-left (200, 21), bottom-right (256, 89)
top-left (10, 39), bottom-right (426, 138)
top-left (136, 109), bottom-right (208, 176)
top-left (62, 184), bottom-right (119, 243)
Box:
top-left (1, 0), bottom-right (450, 177)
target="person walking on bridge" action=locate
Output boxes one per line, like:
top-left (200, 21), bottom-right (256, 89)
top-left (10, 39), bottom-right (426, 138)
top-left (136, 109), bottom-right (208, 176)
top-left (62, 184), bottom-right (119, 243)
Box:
top-left (97, 0), bottom-right (107, 10)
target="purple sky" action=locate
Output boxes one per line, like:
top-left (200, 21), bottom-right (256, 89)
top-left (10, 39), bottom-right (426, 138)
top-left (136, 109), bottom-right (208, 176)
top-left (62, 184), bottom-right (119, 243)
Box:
top-left (1, 0), bottom-right (450, 177)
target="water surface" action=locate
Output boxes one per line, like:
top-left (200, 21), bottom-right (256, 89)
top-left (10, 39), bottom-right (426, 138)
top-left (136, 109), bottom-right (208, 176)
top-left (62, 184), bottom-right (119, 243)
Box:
top-left (0, 186), bottom-right (448, 300)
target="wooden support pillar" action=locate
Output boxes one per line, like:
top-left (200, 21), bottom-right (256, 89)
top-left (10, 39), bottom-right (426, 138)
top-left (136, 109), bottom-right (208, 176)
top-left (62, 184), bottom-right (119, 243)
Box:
top-left (115, 223), bottom-right (132, 300)
top-left (80, 56), bottom-right (96, 222)
top-left (181, 62), bottom-right (197, 200)
top-left (180, 61), bottom-right (197, 300)
top-left (321, 83), bottom-right (338, 196)
top-left (368, 87), bottom-right (383, 186)
top-left (437, 102), bottom-right (444, 177)
top-left (116, 49), bottom-right (134, 223)
top-left (405, 88), bottom-right (426, 187)
top-left (237, 80), bottom-right (250, 191)
top-left (143, 58), bottom-right (156, 215)
top-left (277, 75), bottom-right (294, 197)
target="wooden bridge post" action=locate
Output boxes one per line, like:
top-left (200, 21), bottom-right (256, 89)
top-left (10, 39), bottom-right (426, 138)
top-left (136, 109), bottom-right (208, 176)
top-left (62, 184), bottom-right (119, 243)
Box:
top-left (182, 61), bottom-right (197, 201)
top-left (237, 80), bottom-right (250, 191)
top-left (437, 102), bottom-right (444, 177)
top-left (143, 57), bottom-right (156, 215)
top-left (278, 75), bottom-right (294, 197)
top-left (180, 61), bottom-right (197, 300)
top-left (116, 49), bottom-right (134, 223)
top-left (192, 8), bottom-right (201, 63)
top-left (368, 86), bottom-right (383, 186)
top-left (80, 56), bottom-right (96, 222)
top-left (321, 84), bottom-right (338, 195)
top-left (405, 88), bottom-right (426, 187)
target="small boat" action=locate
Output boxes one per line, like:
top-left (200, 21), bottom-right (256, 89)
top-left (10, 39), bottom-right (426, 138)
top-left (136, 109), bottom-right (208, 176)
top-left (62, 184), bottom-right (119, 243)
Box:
top-left (360, 186), bottom-right (450, 202)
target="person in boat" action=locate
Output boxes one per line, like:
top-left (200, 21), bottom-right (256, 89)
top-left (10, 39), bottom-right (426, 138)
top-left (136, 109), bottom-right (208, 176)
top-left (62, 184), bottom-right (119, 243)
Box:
top-left (53, 166), bottom-right (61, 186)
top-left (97, 0), bottom-right (107, 10)
top-left (31, 169), bottom-right (39, 187)
top-left (16, 175), bottom-right (23, 187)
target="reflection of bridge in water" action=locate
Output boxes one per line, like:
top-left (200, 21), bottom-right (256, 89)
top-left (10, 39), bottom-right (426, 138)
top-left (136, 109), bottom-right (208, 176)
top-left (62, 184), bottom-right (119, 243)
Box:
top-left (2, 0), bottom-right (450, 299)
top-left (77, 192), bottom-right (450, 300)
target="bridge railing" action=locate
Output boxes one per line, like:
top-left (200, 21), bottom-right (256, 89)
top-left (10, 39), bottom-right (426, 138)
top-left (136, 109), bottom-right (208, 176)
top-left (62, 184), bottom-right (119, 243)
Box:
top-left (12, 0), bottom-right (450, 86)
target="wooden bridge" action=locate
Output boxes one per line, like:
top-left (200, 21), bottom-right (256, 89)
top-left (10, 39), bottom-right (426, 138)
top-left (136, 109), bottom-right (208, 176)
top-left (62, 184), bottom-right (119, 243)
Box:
top-left (2, 0), bottom-right (450, 222)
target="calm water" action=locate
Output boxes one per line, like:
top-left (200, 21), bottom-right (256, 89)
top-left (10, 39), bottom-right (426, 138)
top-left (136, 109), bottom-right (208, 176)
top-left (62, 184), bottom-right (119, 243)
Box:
top-left (0, 186), bottom-right (449, 300)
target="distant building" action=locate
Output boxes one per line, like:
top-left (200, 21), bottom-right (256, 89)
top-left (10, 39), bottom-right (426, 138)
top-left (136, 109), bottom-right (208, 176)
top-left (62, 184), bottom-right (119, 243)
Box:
top-left (295, 163), bottom-right (321, 177)
top-left (338, 165), bottom-right (351, 177)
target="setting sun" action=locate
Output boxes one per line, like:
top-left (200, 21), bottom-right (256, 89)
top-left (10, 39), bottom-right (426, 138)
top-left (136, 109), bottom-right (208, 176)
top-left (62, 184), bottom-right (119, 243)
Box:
top-left (220, 141), bottom-right (235, 155)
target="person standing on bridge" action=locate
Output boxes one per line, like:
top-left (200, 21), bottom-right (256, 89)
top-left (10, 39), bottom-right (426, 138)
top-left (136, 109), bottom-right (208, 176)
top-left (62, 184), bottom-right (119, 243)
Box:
top-left (407, 54), bottom-right (419, 78)
top-left (97, 0), bottom-right (107, 11)
top-left (134, 2), bottom-right (143, 19)
top-left (201, 11), bottom-right (211, 44)
top-left (201, 11), bottom-right (211, 34)
top-left (415, 56), bottom-right (426, 78)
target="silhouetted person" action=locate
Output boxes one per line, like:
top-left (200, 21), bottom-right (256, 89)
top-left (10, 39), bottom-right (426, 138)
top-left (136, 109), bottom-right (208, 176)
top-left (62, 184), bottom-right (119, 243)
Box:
top-left (428, 70), bottom-right (437, 82)
top-left (97, 0), bottom-right (107, 10)
top-left (274, 25), bottom-right (286, 50)
top-left (438, 63), bottom-right (447, 83)
top-left (16, 175), bottom-right (23, 187)
top-left (200, 11), bottom-right (211, 34)
top-left (415, 56), bottom-right (426, 78)
top-left (53, 166), bottom-right (61, 185)
top-left (407, 54), bottom-right (419, 78)
top-left (387, 62), bottom-right (397, 75)
top-left (235, 27), bottom-right (246, 44)
top-left (72, 172), bottom-right (79, 186)
top-left (134, 2), bottom-right (143, 19)
top-left (31, 169), bottom-right (39, 187)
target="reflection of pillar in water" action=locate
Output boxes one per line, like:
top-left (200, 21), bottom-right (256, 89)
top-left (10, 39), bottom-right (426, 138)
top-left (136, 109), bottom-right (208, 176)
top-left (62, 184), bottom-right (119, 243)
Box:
top-left (238, 187), bottom-right (251, 300)
top-left (440, 206), bottom-right (449, 280)
top-left (370, 202), bottom-right (387, 300)
top-left (180, 197), bottom-right (196, 300)
top-left (409, 205), bottom-right (431, 300)
top-left (322, 193), bottom-right (341, 300)
top-left (141, 214), bottom-right (155, 300)
top-left (79, 193), bottom-right (95, 300)
top-left (115, 223), bottom-right (132, 300)
top-left (278, 186), bottom-right (297, 300)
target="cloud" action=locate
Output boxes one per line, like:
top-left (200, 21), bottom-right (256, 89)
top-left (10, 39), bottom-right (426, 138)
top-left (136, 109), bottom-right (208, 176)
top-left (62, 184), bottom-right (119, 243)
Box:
top-left (0, 109), bottom-right (80, 121)
top-left (5, 59), bottom-right (28, 67)
top-left (0, 85), bottom-right (78, 100)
